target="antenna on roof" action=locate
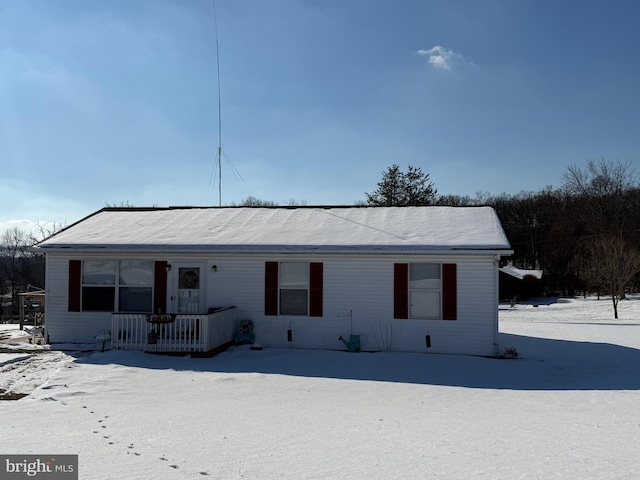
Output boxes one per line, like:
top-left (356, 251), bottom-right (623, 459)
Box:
top-left (209, 0), bottom-right (243, 206)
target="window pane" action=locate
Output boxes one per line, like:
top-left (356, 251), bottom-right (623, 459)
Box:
top-left (410, 263), bottom-right (440, 290)
top-left (83, 261), bottom-right (116, 285)
top-left (82, 286), bottom-right (115, 311)
top-left (280, 289), bottom-right (308, 315)
top-left (119, 260), bottom-right (153, 286)
top-left (410, 290), bottom-right (440, 319)
top-left (119, 287), bottom-right (152, 312)
top-left (178, 289), bottom-right (200, 313)
top-left (179, 268), bottom-right (200, 289)
top-left (280, 263), bottom-right (308, 288)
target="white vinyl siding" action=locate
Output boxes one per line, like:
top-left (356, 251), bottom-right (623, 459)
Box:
top-left (44, 252), bottom-right (500, 356)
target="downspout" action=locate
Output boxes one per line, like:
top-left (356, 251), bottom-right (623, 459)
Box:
top-left (43, 254), bottom-right (50, 345)
top-left (493, 255), bottom-right (501, 356)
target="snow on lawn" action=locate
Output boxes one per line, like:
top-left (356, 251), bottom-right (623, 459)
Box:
top-left (0, 323), bottom-right (43, 341)
top-left (2, 297), bottom-right (640, 479)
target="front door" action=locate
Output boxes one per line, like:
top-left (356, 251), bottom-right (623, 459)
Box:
top-left (171, 264), bottom-right (205, 313)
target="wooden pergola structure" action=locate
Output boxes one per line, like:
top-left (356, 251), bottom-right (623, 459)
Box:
top-left (18, 288), bottom-right (45, 329)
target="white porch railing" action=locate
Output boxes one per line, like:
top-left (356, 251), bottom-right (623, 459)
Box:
top-left (111, 307), bottom-right (237, 354)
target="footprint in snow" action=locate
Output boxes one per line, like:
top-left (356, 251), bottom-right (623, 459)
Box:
top-left (126, 445), bottom-right (141, 456)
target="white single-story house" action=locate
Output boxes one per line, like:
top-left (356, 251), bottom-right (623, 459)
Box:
top-left (36, 206), bottom-right (512, 356)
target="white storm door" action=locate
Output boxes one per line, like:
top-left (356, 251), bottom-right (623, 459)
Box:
top-left (171, 264), bottom-right (205, 313)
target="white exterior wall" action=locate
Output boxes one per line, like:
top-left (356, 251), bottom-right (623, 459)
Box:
top-left (45, 254), bottom-right (113, 344)
top-left (44, 252), bottom-right (500, 356)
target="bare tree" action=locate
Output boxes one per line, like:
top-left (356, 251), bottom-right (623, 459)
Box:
top-left (560, 159), bottom-right (640, 300)
top-left (562, 158), bottom-right (637, 236)
top-left (105, 200), bottom-right (137, 208)
top-left (34, 220), bottom-right (66, 242)
top-left (239, 196), bottom-right (278, 206)
top-left (435, 194), bottom-right (475, 206)
top-left (583, 235), bottom-right (640, 318)
top-left (0, 227), bottom-right (37, 317)
top-left (228, 197), bottom-right (307, 207)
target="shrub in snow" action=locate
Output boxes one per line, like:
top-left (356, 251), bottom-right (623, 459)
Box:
top-left (499, 346), bottom-right (520, 359)
top-left (373, 324), bottom-right (403, 352)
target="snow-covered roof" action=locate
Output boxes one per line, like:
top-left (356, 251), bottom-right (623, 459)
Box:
top-left (500, 265), bottom-right (543, 280)
top-left (37, 206), bottom-right (512, 254)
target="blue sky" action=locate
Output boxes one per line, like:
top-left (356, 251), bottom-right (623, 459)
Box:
top-left (2, 0), bottom-right (640, 235)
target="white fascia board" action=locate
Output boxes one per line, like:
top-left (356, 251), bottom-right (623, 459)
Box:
top-left (37, 245), bottom-right (513, 256)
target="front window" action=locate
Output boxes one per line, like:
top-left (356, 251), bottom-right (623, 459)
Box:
top-left (279, 262), bottom-right (309, 315)
top-left (118, 260), bottom-right (153, 312)
top-left (409, 263), bottom-right (441, 319)
top-left (82, 260), bottom-right (116, 311)
top-left (82, 260), bottom-right (153, 312)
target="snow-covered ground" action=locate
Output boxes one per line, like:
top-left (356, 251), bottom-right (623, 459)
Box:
top-left (1, 296), bottom-right (640, 479)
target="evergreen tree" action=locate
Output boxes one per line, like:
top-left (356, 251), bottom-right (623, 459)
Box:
top-left (365, 164), bottom-right (437, 206)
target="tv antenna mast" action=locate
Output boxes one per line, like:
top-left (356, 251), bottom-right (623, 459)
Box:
top-left (210, 0), bottom-right (242, 206)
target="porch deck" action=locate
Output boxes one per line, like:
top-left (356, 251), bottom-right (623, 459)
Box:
top-left (111, 306), bottom-right (237, 356)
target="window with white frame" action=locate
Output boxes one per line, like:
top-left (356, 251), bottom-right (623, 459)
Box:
top-left (82, 260), bottom-right (153, 312)
top-left (409, 263), bottom-right (441, 319)
top-left (279, 262), bottom-right (309, 315)
top-left (118, 260), bottom-right (154, 312)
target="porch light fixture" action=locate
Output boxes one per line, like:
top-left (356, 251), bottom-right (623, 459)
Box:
top-left (166, 264), bottom-right (172, 272)
top-left (211, 265), bottom-right (218, 272)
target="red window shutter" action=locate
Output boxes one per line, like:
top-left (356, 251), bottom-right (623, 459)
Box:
top-left (394, 263), bottom-right (409, 319)
top-left (265, 261), bottom-right (279, 316)
top-left (153, 261), bottom-right (168, 314)
top-left (309, 262), bottom-right (323, 317)
top-left (68, 260), bottom-right (82, 312)
top-left (442, 263), bottom-right (457, 320)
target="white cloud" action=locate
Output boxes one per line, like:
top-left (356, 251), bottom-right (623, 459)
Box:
top-left (416, 46), bottom-right (465, 71)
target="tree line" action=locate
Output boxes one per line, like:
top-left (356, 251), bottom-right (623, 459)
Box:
top-left (0, 226), bottom-right (49, 318)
